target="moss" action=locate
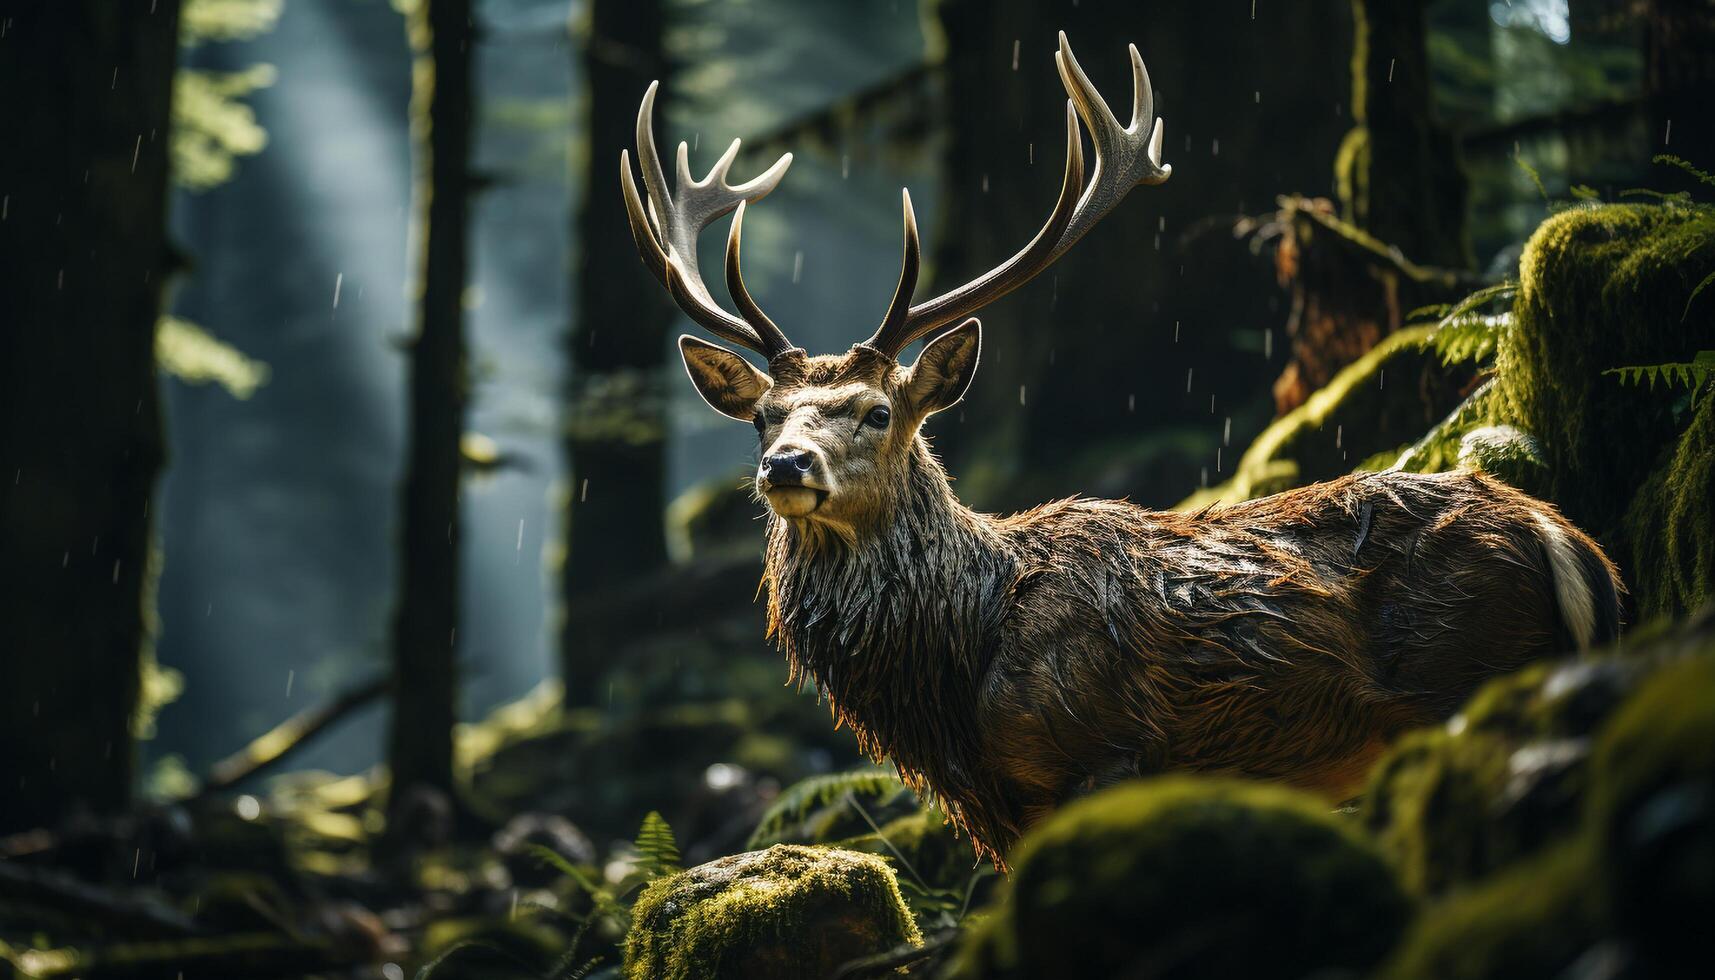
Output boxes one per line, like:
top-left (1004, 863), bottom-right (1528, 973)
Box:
top-left (622, 844), bottom-right (921, 980)
top-left (1179, 326), bottom-right (1438, 508)
top-left (1498, 201), bottom-right (1715, 538)
top-left (1589, 646), bottom-right (1715, 969)
top-left (1363, 653), bottom-right (1666, 896)
top-left (1378, 841), bottom-right (1606, 980)
top-left (1622, 391), bottom-right (1715, 620)
top-left (951, 777), bottom-right (1409, 979)
top-left (854, 808), bottom-right (975, 892)
top-left (1360, 728), bottom-right (1515, 895)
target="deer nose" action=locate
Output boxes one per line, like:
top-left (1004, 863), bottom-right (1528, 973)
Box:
top-left (762, 451), bottom-right (814, 485)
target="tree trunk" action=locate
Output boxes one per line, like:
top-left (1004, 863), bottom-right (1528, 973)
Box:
top-left (1644, 0), bottom-right (1715, 190)
top-left (386, 0), bottom-right (473, 834)
top-left (929, 1), bottom-right (1354, 508)
top-left (1335, 0), bottom-right (1469, 268)
top-left (0, 0), bottom-right (181, 835)
top-left (560, 0), bottom-right (671, 707)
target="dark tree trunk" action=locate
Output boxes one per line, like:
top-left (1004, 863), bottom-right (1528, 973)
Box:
top-left (386, 0), bottom-right (473, 832)
top-left (0, 0), bottom-right (181, 835)
top-left (560, 0), bottom-right (671, 707)
top-left (1643, 0), bottom-right (1715, 188)
top-left (930, 0), bottom-right (1354, 508)
top-left (1335, 0), bottom-right (1469, 269)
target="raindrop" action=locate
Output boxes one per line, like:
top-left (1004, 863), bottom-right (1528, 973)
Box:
top-left (1012, 39), bottom-right (1020, 72)
top-left (235, 795), bottom-right (261, 820)
top-left (1223, 418), bottom-right (1232, 446)
top-left (1264, 328), bottom-right (1274, 358)
top-left (1387, 58), bottom-right (1396, 83)
top-left (1664, 119), bottom-right (1672, 146)
top-left (981, 174), bottom-right (990, 193)
top-left (580, 478), bottom-right (589, 502)
top-left (841, 155), bottom-right (850, 179)
top-left (792, 251), bottom-right (803, 283)
top-left (1185, 368), bottom-right (1193, 392)
top-left (382, 966), bottom-right (405, 980)
top-left (332, 273), bottom-right (343, 309)
top-left (1128, 394), bottom-right (1135, 412)
top-left (1018, 385), bottom-right (1027, 407)
top-left (285, 670), bottom-right (294, 698)
top-left (1174, 321), bottom-right (1180, 342)
top-left (1212, 139), bottom-right (1220, 156)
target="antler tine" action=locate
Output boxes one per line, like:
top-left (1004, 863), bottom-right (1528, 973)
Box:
top-left (724, 201), bottom-right (791, 352)
top-left (863, 189), bottom-right (923, 356)
top-left (864, 34), bottom-right (1169, 358)
top-left (620, 81), bottom-right (797, 359)
top-left (863, 96), bottom-right (1086, 358)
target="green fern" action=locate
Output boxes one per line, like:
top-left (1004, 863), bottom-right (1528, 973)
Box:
top-left (1410, 282), bottom-right (1516, 367)
top-left (1604, 351), bottom-right (1715, 402)
top-left (1654, 154), bottom-right (1715, 190)
top-left (633, 811), bottom-right (682, 879)
top-left (530, 844), bottom-right (630, 925)
top-left (747, 768), bottom-right (907, 848)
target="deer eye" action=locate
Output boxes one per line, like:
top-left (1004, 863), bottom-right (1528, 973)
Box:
top-left (864, 405), bottom-right (891, 429)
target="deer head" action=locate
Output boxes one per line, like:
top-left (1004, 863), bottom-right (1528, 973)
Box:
top-left (621, 34), bottom-right (1171, 540)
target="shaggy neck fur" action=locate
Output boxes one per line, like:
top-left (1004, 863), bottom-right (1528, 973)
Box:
top-left (764, 437), bottom-right (1023, 857)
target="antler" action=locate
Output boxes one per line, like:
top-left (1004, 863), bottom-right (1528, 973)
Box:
top-left (620, 81), bottom-right (798, 359)
top-left (863, 32), bottom-right (1172, 359)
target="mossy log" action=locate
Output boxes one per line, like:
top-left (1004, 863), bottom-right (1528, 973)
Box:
top-left (948, 778), bottom-right (1410, 980)
top-left (623, 844), bottom-right (921, 980)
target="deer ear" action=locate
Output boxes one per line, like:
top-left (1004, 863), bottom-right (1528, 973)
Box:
top-left (904, 318), bottom-right (981, 415)
top-left (680, 335), bottom-right (772, 421)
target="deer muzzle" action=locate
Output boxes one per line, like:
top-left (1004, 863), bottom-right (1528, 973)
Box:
top-left (758, 449), bottom-right (830, 517)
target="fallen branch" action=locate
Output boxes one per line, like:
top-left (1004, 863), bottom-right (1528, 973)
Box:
top-left (0, 861), bottom-right (204, 938)
top-left (201, 675), bottom-right (389, 794)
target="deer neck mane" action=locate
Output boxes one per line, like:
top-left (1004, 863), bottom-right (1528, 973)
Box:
top-left (763, 437), bottom-right (1021, 850)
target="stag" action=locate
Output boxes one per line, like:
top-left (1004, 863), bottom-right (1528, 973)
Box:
top-left (619, 34), bottom-right (1623, 865)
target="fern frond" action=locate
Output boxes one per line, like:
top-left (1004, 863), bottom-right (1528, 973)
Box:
top-left (747, 768), bottom-right (907, 848)
top-left (1429, 311), bottom-right (1511, 366)
top-left (633, 811), bottom-right (682, 879)
top-left (1604, 351), bottom-right (1715, 401)
top-left (1654, 154), bottom-right (1715, 189)
top-left (1686, 269), bottom-right (1714, 322)
top-left (530, 844), bottom-right (629, 923)
top-left (1515, 154), bottom-right (1548, 201)
top-left (413, 940), bottom-right (533, 980)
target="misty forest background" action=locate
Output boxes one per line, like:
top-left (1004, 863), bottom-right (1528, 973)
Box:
top-left (2, 0), bottom-right (1713, 977)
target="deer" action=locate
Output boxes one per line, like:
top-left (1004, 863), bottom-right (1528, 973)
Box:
top-left (618, 34), bottom-right (1624, 866)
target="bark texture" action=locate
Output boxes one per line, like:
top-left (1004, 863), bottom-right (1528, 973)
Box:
top-left (387, 0), bottom-right (474, 828)
top-left (560, 0), bottom-right (673, 705)
top-left (0, 0), bottom-right (182, 834)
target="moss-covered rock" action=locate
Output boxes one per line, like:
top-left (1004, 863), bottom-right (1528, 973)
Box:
top-left (1623, 392), bottom-right (1715, 620)
top-left (1362, 652), bottom-right (1663, 896)
top-left (623, 844), bottom-right (921, 980)
top-left (948, 778), bottom-right (1409, 979)
top-left (1378, 842), bottom-right (1610, 980)
top-left (1589, 643), bottom-right (1715, 971)
top-left (1498, 201), bottom-right (1715, 538)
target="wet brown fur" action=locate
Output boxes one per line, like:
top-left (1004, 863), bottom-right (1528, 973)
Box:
top-left (695, 343), bottom-right (1622, 868)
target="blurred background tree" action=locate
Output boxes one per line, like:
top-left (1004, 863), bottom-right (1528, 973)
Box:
top-left (0, 0), bottom-right (183, 836)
